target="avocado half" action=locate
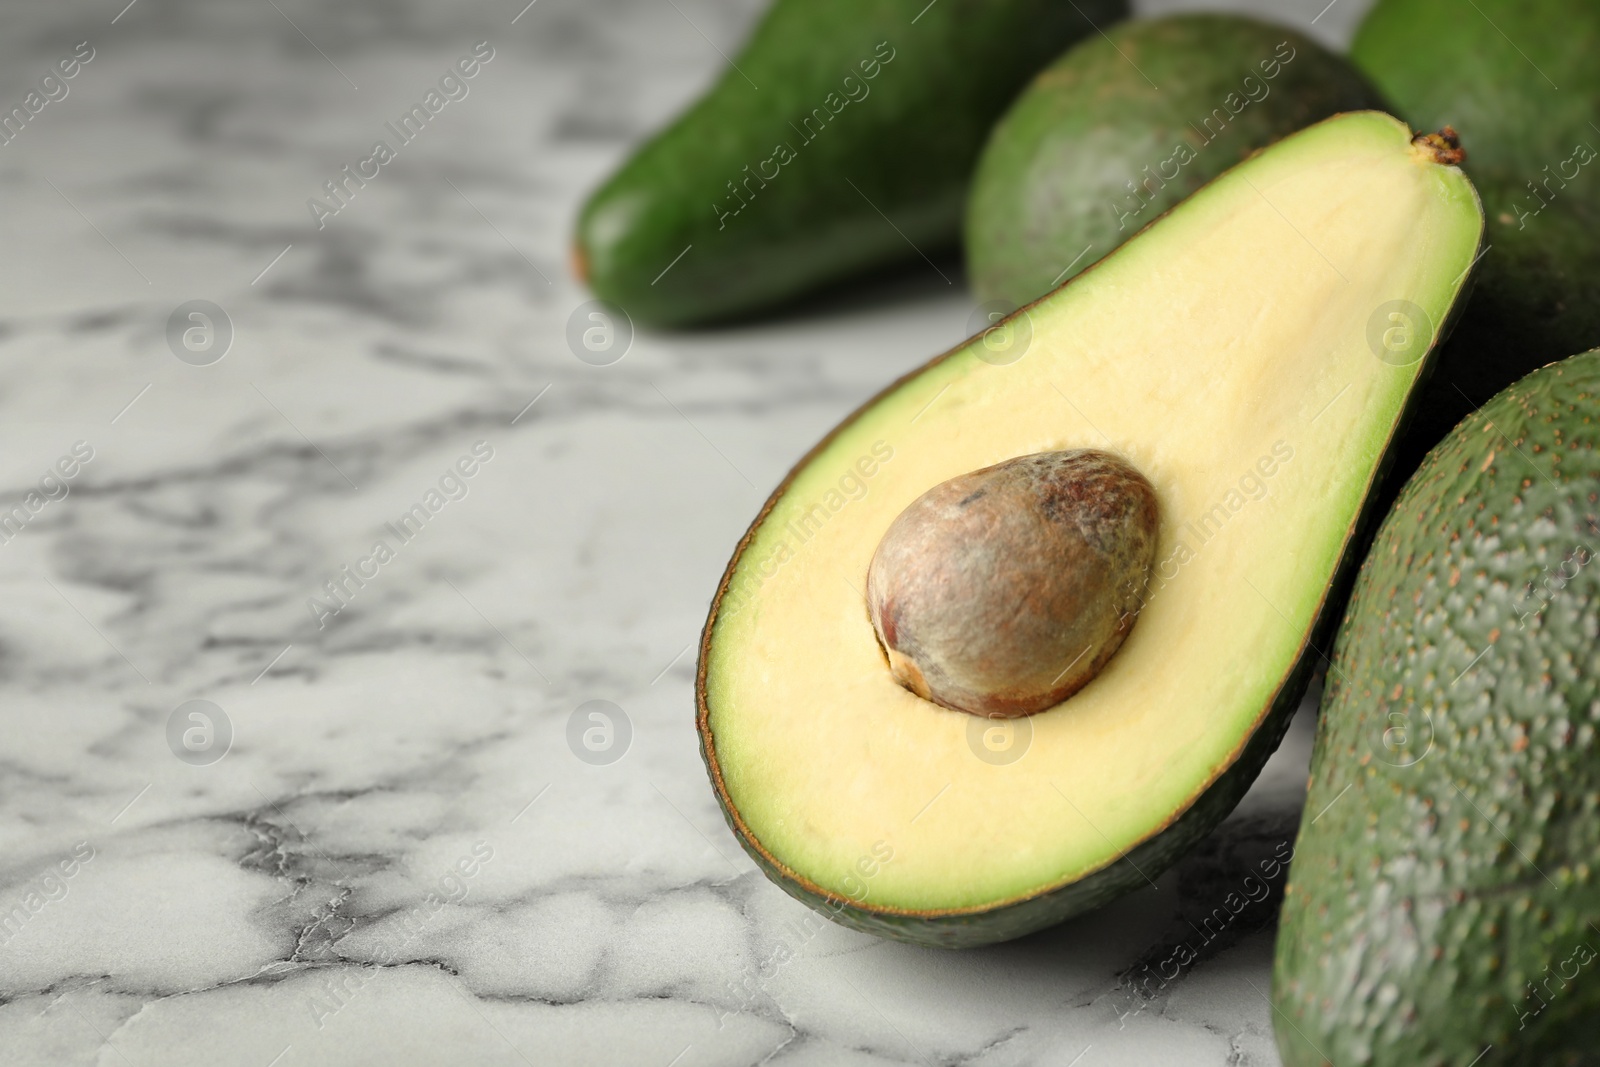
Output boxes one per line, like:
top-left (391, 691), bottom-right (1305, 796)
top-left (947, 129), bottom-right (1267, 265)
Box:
top-left (697, 112), bottom-right (1485, 948)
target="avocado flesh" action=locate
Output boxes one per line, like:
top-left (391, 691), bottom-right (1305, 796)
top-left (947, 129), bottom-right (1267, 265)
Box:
top-left (698, 112), bottom-right (1484, 946)
top-left (575, 0), bottom-right (1126, 328)
top-left (1273, 350), bottom-right (1600, 1065)
top-left (1352, 0), bottom-right (1600, 464)
top-left (967, 14), bottom-right (1386, 310)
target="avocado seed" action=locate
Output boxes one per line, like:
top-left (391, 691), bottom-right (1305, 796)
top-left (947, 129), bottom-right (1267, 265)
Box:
top-left (866, 449), bottom-right (1159, 718)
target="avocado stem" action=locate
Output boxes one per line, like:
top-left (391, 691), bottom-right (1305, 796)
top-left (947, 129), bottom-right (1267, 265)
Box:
top-left (1411, 126), bottom-right (1465, 166)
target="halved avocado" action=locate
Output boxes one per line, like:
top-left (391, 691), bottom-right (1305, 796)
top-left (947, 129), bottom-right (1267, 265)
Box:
top-left (697, 112), bottom-right (1484, 947)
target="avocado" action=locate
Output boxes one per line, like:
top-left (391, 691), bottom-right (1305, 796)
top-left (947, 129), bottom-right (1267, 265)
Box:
top-left (574, 0), bottom-right (1126, 328)
top-left (696, 112), bottom-right (1483, 947)
top-left (1352, 0), bottom-right (1600, 464)
top-left (966, 14), bottom-right (1385, 310)
top-left (1273, 349), bottom-right (1600, 1065)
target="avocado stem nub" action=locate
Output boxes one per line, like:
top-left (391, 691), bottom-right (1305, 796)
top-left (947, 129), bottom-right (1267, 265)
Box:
top-left (1411, 126), bottom-right (1466, 166)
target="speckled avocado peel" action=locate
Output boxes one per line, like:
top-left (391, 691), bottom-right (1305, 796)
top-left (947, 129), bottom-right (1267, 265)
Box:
top-left (1274, 348), bottom-right (1600, 1064)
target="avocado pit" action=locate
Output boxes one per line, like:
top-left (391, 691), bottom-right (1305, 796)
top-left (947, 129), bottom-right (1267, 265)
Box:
top-left (866, 448), bottom-right (1160, 718)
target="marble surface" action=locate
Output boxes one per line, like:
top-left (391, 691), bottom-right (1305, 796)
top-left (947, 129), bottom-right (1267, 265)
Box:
top-left (0, 0), bottom-right (1373, 1063)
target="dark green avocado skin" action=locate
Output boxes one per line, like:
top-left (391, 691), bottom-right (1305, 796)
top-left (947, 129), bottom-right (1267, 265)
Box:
top-left (1353, 0), bottom-right (1600, 472)
top-left (966, 15), bottom-right (1384, 310)
top-left (574, 0), bottom-right (1125, 328)
top-left (1274, 350), bottom-right (1600, 1065)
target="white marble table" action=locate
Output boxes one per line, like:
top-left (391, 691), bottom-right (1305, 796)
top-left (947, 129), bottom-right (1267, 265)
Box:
top-left (0, 0), bottom-right (1372, 1062)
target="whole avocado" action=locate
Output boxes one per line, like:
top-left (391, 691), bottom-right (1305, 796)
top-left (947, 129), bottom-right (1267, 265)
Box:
top-left (1273, 350), bottom-right (1600, 1065)
top-left (966, 15), bottom-right (1384, 310)
top-left (574, 0), bottom-right (1126, 328)
top-left (1352, 0), bottom-right (1600, 466)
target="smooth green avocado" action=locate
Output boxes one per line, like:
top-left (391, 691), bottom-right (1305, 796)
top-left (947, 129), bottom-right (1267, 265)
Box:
top-left (966, 14), bottom-right (1384, 310)
top-left (697, 112), bottom-right (1483, 947)
top-left (574, 0), bottom-right (1126, 327)
top-left (1273, 349), bottom-right (1600, 1065)
top-left (1352, 0), bottom-right (1600, 465)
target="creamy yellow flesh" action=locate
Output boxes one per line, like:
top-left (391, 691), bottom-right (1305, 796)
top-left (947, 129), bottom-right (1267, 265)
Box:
top-left (704, 113), bottom-right (1482, 912)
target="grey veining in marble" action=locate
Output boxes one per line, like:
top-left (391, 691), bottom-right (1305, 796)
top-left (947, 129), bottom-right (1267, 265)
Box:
top-left (0, 0), bottom-right (1373, 1063)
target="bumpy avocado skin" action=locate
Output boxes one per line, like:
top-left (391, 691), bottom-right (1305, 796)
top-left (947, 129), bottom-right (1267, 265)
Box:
top-left (966, 15), bottom-right (1384, 309)
top-left (575, 0), bottom-right (1126, 328)
top-left (1274, 351), bottom-right (1600, 1065)
top-left (1353, 0), bottom-right (1600, 468)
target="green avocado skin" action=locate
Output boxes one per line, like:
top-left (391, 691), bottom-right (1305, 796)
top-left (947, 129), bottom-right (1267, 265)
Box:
top-left (1274, 351), bottom-right (1600, 1065)
top-left (965, 15), bottom-right (1384, 310)
top-left (575, 0), bottom-right (1125, 328)
top-left (1353, 0), bottom-right (1600, 467)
